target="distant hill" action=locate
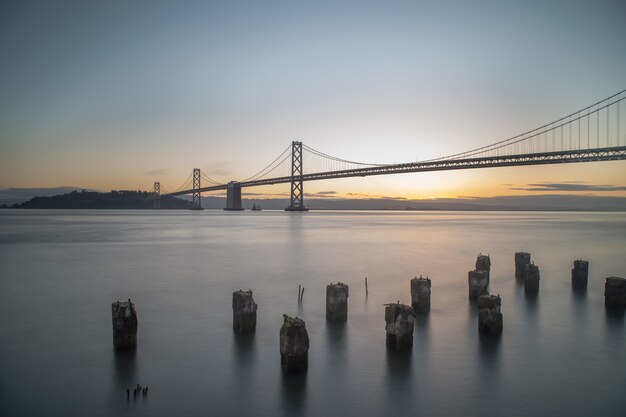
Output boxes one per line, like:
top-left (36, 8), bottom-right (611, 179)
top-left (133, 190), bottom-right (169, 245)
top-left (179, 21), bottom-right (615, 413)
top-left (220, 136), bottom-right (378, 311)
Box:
top-left (8, 190), bottom-right (192, 209)
top-left (0, 187), bottom-right (84, 206)
top-left (4, 189), bottom-right (626, 211)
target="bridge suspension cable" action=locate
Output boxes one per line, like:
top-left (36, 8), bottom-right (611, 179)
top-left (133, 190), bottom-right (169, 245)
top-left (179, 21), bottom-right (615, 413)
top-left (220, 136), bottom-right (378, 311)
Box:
top-left (168, 171), bottom-right (194, 194)
top-left (431, 90), bottom-right (625, 161)
top-left (200, 171), bottom-right (222, 186)
top-left (239, 143), bottom-right (292, 182)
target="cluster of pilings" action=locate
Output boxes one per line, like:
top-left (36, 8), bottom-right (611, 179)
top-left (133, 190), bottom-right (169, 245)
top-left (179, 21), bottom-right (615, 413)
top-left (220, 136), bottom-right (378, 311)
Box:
top-left (465, 254), bottom-right (503, 335)
top-left (468, 254), bottom-right (490, 300)
top-left (126, 384), bottom-right (148, 401)
top-left (514, 252), bottom-right (540, 294)
top-left (112, 256), bottom-right (624, 377)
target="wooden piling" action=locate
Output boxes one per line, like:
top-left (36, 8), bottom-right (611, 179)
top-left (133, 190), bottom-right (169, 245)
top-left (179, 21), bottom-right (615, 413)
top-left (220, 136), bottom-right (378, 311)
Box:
top-left (112, 299), bottom-right (137, 350)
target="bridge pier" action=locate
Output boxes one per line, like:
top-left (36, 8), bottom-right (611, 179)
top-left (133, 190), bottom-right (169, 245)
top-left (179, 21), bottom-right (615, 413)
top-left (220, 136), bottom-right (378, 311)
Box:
top-left (224, 181), bottom-right (244, 211)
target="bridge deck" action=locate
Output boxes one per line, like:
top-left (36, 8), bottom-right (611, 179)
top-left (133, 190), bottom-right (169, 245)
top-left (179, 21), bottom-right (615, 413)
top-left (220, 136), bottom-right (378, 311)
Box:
top-left (159, 146), bottom-right (626, 198)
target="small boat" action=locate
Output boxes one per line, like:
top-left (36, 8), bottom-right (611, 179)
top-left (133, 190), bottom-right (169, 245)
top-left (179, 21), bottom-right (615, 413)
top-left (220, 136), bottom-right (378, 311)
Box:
top-left (251, 204), bottom-right (262, 211)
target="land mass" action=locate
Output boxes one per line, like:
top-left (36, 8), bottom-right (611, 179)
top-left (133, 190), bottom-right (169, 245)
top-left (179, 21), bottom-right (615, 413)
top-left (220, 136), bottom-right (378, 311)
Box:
top-left (3, 189), bottom-right (626, 211)
top-left (5, 190), bottom-right (192, 209)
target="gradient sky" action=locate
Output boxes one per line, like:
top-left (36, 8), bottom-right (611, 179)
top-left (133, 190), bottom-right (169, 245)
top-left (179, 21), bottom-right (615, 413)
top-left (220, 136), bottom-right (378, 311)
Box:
top-left (1, 0), bottom-right (625, 199)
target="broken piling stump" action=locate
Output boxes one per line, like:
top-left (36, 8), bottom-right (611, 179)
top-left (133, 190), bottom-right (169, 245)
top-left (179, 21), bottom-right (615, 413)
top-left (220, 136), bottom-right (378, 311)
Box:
top-left (410, 276), bottom-right (431, 313)
top-left (384, 303), bottom-right (415, 351)
top-left (232, 290), bottom-right (257, 333)
top-left (604, 277), bottom-right (626, 310)
top-left (279, 315), bottom-right (309, 372)
top-left (112, 299), bottom-right (137, 349)
top-left (468, 270), bottom-right (489, 300)
top-left (476, 254), bottom-right (491, 281)
top-left (524, 263), bottom-right (540, 294)
top-left (326, 282), bottom-right (349, 321)
top-left (477, 294), bottom-right (503, 335)
top-left (515, 252), bottom-right (531, 280)
top-left (571, 260), bottom-right (589, 290)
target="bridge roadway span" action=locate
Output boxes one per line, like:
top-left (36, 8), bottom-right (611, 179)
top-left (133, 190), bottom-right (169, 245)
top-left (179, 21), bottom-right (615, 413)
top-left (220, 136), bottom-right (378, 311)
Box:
top-left (160, 145), bottom-right (626, 199)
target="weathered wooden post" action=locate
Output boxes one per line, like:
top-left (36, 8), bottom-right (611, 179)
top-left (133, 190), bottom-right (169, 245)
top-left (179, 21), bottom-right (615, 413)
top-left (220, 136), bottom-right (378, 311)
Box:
top-left (515, 252), bottom-right (531, 280)
top-left (410, 276), bottom-right (431, 313)
top-left (524, 263), bottom-right (540, 294)
top-left (571, 260), bottom-right (589, 290)
top-left (477, 294), bottom-right (503, 335)
top-left (326, 282), bottom-right (349, 321)
top-left (232, 289), bottom-right (257, 333)
top-left (468, 270), bottom-right (489, 300)
top-left (279, 315), bottom-right (309, 371)
top-left (112, 299), bottom-right (137, 349)
top-left (604, 277), bottom-right (626, 310)
top-left (476, 254), bottom-right (491, 281)
top-left (384, 303), bottom-right (415, 350)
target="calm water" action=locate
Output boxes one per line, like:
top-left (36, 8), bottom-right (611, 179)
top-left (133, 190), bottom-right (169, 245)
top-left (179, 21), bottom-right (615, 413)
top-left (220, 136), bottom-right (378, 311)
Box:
top-left (1, 209), bottom-right (625, 417)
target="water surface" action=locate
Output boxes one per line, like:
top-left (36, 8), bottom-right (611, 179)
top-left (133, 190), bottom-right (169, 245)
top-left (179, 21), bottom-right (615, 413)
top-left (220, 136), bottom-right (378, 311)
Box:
top-left (1, 210), bottom-right (625, 417)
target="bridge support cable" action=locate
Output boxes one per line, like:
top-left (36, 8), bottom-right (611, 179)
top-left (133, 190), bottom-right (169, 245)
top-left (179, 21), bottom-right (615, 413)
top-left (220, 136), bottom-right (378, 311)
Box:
top-left (285, 141), bottom-right (308, 212)
top-left (153, 182), bottom-right (161, 209)
top-left (200, 171), bottom-right (223, 186)
top-left (239, 144), bottom-right (292, 183)
top-left (191, 168), bottom-right (203, 210)
top-left (427, 90), bottom-right (626, 162)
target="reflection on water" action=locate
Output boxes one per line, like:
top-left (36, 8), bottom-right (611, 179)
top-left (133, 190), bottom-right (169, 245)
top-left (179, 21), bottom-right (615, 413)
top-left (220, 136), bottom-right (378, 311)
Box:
top-left (571, 286), bottom-right (587, 300)
top-left (233, 332), bottom-right (256, 365)
top-left (524, 292), bottom-right (540, 315)
top-left (281, 371), bottom-right (307, 416)
top-left (478, 333), bottom-right (502, 364)
top-left (385, 348), bottom-right (412, 380)
top-left (605, 308), bottom-right (625, 332)
top-left (113, 349), bottom-right (137, 386)
top-left (325, 321), bottom-right (347, 351)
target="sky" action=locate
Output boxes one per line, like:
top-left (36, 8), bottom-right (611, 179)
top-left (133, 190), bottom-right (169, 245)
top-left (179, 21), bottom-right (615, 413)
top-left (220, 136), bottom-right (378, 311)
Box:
top-left (0, 0), bottom-right (625, 200)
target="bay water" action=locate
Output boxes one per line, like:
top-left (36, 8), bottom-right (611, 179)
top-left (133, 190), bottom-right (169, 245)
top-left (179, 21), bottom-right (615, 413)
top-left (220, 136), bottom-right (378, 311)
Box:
top-left (1, 210), bottom-right (625, 417)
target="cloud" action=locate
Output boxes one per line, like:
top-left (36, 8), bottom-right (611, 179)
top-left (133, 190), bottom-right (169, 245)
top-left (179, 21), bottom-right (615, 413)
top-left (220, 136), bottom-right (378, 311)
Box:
top-left (145, 169), bottom-right (167, 176)
top-left (242, 191), bottom-right (289, 197)
top-left (510, 182), bottom-right (626, 192)
top-left (345, 192), bottom-right (407, 200)
top-left (203, 161), bottom-right (232, 178)
top-left (307, 191), bottom-right (340, 198)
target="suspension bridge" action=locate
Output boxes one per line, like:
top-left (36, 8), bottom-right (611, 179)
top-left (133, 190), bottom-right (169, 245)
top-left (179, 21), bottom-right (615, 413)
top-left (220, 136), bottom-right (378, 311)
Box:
top-left (152, 91), bottom-right (626, 211)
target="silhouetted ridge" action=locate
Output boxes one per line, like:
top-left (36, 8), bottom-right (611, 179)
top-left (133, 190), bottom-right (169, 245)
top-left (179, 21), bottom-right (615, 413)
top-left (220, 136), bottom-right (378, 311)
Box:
top-left (12, 190), bottom-right (191, 209)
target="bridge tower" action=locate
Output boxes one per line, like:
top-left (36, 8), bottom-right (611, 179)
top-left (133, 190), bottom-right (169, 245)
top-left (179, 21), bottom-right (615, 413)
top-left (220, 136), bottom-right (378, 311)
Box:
top-left (285, 141), bottom-right (308, 211)
top-left (153, 182), bottom-right (161, 209)
top-left (191, 168), bottom-right (203, 210)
